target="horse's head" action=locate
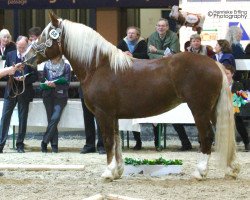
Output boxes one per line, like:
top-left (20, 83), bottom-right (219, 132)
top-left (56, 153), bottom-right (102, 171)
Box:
top-left (25, 11), bottom-right (63, 66)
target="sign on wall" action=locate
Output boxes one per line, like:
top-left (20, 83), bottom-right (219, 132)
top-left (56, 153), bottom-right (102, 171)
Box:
top-left (0, 0), bottom-right (179, 9)
top-left (179, 1), bottom-right (250, 50)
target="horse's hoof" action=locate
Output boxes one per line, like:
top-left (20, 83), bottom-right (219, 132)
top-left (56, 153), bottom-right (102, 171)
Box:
top-left (225, 167), bottom-right (240, 179)
top-left (101, 169), bottom-right (114, 181)
top-left (113, 167), bottom-right (124, 180)
top-left (225, 161), bottom-right (241, 179)
top-left (117, 164), bottom-right (124, 177)
top-left (197, 164), bottom-right (208, 177)
top-left (192, 169), bottom-right (204, 181)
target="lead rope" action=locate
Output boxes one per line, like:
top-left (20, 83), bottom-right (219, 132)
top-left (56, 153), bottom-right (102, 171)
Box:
top-left (8, 69), bottom-right (25, 98)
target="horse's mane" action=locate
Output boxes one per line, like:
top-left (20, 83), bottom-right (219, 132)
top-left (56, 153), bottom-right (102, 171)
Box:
top-left (59, 20), bottom-right (133, 71)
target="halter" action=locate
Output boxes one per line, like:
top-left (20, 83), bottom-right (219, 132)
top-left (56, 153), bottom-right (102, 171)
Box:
top-left (10, 25), bottom-right (63, 98)
top-left (29, 25), bottom-right (63, 60)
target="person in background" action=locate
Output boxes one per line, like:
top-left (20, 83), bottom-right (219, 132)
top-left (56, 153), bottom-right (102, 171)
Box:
top-left (223, 64), bottom-right (249, 151)
top-left (186, 34), bottom-right (214, 58)
top-left (225, 26), bottom-right (245, 81)
top-left (40, 55), bottom-right (71, 153)
top-left (0, 29), bottom-right (16, 60)
top-left (117, 26), bottom-right (148, 150)
top-left (147, 18), bottom-right (192, 151)
top-left (147, 18), bottom-right (180, 59)
top-left (0, 29), bottom-right (17, 97)
top-left (117, 26), bottom-right (148, 59)
top-left (244, 43), bottom-right (250, 58)
top-left (213, 39), bottom-right (236, 70)
top-left (0, 36), bottom-right (38, 153)
top-left (226, 26), bottom-right (245, 59)
top-left (79, 87), bottom-right (106, 154)
top-left (28, 27), bottom-right (41, 43)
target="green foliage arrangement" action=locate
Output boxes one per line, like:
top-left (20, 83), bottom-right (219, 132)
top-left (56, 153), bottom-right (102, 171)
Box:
top-left (124, 157), bottom-right (183, 166)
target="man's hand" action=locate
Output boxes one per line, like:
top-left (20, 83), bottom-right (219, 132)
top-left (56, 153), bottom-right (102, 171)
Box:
top-left (148, 45), bottom-right (157, 53)
top-left (15, 63), bottom-right (24, 71)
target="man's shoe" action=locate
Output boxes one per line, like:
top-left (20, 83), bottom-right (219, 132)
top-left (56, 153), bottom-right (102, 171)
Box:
top-left (97, 147), bottom-right (106, 155)
top-left (51, 145), bottom-right (58, 153)
top-left (133, 142), bottom-right (142, 150)
top-left (80, 147), bottom-right (96, 154)
top-left (0, 149), bottom-right (3, 153)
top-left (41, 141), bottom-right (48, 153)
top-left (244, 143), bottom-right (249, 152)
top-left (179, 145), bottom-right (192, 151)
top-left (17, 148), bottom-right (25, 153)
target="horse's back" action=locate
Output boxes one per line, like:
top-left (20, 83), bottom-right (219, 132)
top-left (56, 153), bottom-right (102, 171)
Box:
top-left (170, 52), bottom-right (223, 111)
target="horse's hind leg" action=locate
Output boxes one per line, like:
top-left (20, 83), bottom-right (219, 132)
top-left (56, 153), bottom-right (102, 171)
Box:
top-left (95, 114), bottom-right (123, 181)
top-left (114, 120), bottom-right (124, 179)
top-left (192, 113), bottom-right (214, 180)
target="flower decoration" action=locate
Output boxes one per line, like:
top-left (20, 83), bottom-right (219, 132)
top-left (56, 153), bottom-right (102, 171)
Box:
top-left (124, 157), bottom-right (183, 166)
top-left (233, 90), bottom-right (248, 113)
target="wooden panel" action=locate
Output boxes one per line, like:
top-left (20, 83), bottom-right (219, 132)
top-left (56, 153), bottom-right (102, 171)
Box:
top-left (96, 8), bottom-right (120, 45)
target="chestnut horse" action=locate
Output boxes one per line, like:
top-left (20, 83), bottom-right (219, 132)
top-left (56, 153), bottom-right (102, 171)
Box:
top-left (25, 12), bottom-right (239, 181)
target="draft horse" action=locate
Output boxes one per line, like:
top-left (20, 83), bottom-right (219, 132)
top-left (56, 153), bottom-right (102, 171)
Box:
top-left (25, 12), bottom-right (239, 181)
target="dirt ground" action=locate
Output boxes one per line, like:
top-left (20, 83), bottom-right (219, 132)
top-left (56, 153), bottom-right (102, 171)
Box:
top-left (0, 138), bottom-right (249, 200)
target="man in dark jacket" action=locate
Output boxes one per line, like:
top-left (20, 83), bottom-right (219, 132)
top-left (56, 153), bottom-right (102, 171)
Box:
top-left (0, 36), bottom-right (38, 153)
top-left (117, 26), bottom-right (148, 59)
top-left (117, 26), bottom-right (148, 150)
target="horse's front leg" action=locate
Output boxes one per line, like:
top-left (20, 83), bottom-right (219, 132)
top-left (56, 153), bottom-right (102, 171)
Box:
top-left (96, 114), bottom-right (123, 181)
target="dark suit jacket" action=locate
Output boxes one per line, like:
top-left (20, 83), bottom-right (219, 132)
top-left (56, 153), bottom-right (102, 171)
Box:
top-left (117, 38), bottom-right (149, 59)
top-left (4, 50), bottom-right (38, 101)
top-left (213, 53), bottom-right (236, 69)
top-left (0, 42), bottom-right (16, 60)
top-left (232, 43), bottom-right (245, 59)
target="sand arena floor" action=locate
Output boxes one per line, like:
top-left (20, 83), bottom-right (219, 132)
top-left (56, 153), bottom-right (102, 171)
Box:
top-left (0, 138), bottom-right (249, 200)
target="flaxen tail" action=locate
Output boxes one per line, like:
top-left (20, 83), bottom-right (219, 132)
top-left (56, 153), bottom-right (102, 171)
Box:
top-left (215, 62), bottom-right (238, 170)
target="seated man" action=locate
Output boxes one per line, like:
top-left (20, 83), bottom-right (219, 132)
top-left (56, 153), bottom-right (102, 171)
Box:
top-left (117, 26), bottom-right (148, 150)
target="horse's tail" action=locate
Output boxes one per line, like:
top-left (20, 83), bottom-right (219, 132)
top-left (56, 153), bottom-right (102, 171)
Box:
top-left (215, 62), bottom-right (238, 170)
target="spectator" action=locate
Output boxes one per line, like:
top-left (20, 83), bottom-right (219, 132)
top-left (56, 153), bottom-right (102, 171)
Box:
top-left (186, 34), bottom-right (214, 58)
top-left (147, 18), bottom-right (180, 59)
top-left (225, 26), bottom-right (245, 59)
top-left (79, 87), bottom-right (106, 154)
top-left (28, 27), bottom-right (41, 43)
top-left (0, 29), bottom-right (16, 97)
top-left (213, 39), bottom-right (236, 70)
top-left (0, 36), bottom-right (38, 153)
top-left (225, 26), bottom-right (245, 81)
top-left (147, 18), bottom-right (192, 151)
top-left (117, 26), bottom-right (148, 59)
top-left (0, 29), bottom-right (16, 61)
top-left (40, 56), bottom-right (71, 153)
top-left (223, 64), bottom-right (249, 151)
top-left (117, 26), bottom-right (148, 150)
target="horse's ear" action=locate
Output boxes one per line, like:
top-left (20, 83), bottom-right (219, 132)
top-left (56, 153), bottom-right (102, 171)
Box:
top-left (49, 11), bottom-right (59, 27)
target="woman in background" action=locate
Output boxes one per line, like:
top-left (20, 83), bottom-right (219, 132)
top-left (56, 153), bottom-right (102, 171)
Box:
top-left (0, 29), bottom-right (16, 61)
top-left (213, 39), bottom-right (236, 70)
top-left (40, 55), bottom-right (71, 153)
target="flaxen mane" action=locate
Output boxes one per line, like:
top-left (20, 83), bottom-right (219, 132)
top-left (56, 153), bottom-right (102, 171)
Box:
top-left (62, 20), bottom-right (133, 71)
